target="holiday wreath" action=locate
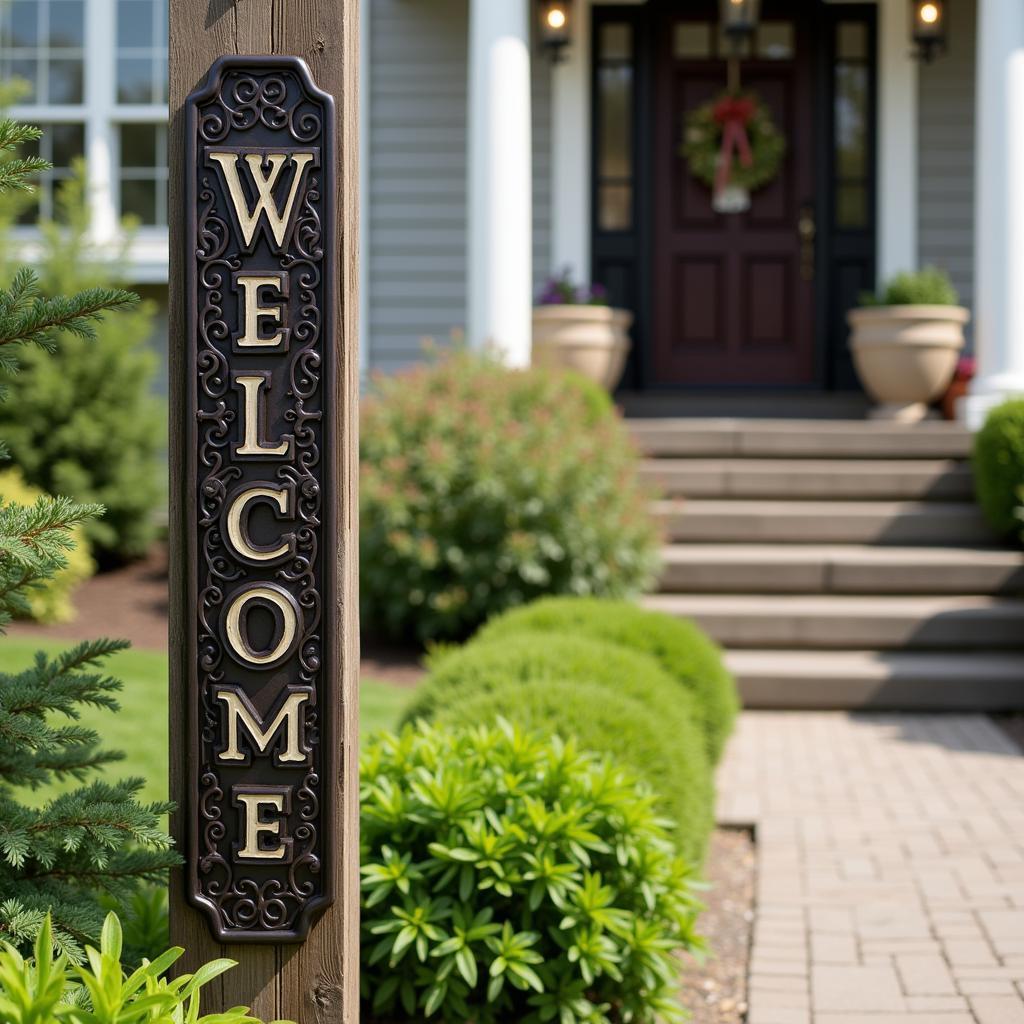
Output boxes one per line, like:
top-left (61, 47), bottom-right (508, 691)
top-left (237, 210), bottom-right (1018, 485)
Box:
top-left (681, 91), bottom-right (786, 195)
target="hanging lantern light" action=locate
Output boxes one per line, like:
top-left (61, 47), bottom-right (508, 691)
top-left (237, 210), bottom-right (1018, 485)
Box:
top-left (719, 0), bottom-right (761, 51)
top-left (911, 0), bottom-right (947, 62)
top-left (539, 0), bottom-right (572, 62)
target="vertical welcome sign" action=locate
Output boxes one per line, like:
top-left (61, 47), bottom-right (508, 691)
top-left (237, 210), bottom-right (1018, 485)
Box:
top-left (183, 56), bottom-right (336, 943)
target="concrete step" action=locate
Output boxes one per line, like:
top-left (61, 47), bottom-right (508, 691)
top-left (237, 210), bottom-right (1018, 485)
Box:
top-left (658, 544), bottom-right (1024, 595)
top-left (726, 649), bottom-right (1024, 710)
top-left (642, 593), bottom-right (1024, 649)
top-left (653, 499), bottom-right (997, 546)
top-left (631, 418), bottom-right (973, 460)
top-left (641, 458), bottom-right (974, 501)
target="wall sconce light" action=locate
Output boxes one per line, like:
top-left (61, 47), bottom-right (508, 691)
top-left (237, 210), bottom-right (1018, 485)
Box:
top-left (911, 0), bottom-right (947, 62)
top-left (539, 0), bottom-right (572, 62)
top-left (719, 0), bottom-right (761, 52)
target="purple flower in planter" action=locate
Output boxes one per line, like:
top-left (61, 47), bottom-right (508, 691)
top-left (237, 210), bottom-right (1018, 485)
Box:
top-left (536, 267), bottom-right (611, 307)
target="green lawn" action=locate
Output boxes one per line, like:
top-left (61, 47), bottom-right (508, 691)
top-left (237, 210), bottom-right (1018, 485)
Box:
top-left (2, 637), bottom-right (411, 805)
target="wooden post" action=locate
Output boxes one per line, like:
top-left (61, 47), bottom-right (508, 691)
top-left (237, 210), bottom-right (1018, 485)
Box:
top-left (168, 5), bottom-right (359, 1023)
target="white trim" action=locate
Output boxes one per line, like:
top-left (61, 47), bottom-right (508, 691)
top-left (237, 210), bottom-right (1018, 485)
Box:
top-left (550, 0), bottom-right (591, 281)
top-left (963, 0), bottom-right (1024, 425)
top-left (467, 0), bottom-right (533, 366)
top-left (358, 0), bottom-right (370, 381)
top-left (876, 0), bottom-right (918, 281)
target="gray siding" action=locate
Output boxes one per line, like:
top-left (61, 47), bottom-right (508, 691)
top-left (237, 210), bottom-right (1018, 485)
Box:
top-left (367, 0), bottom-right (469, 375)
top-left (367, 3), bottom-right (553, 373)
top-left (918, 0), bottom-right (975, 328)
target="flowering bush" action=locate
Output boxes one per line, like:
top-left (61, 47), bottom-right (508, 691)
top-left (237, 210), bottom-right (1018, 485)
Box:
top-left (360, 352), bottom-right (659, 642)
top-left (537, 268), bottom-right (609, 306)
top-left (360, 721), bottom-right (706, 1024)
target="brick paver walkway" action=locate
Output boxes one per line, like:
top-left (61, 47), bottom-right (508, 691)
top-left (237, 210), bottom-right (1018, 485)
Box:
top-left (716, 712), bottom-right (1024, 1023)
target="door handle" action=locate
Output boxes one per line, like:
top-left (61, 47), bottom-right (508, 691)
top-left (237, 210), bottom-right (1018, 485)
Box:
top-left (798, 205), bottom-right (816, 282)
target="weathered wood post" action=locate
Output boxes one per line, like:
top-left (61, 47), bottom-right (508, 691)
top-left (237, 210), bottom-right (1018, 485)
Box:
top-left (167, 5), bottom-right (359, 1022)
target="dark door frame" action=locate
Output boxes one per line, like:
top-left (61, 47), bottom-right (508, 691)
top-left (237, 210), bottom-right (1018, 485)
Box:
top-left (590, 0), bottom-right (878, 392)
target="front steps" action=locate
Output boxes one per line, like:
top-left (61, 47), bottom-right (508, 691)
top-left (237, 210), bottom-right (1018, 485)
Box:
top-left (633, 418), bottom-right (1024, 710)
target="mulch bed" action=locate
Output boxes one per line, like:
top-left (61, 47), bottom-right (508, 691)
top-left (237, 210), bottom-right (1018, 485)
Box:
top-left (680, 827), bottom-right (755, 1023)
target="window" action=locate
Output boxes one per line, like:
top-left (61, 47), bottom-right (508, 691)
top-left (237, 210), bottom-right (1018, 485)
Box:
top-left (119, 121), bottom-right (167, 225)
top-left (833, 19), bottom-right (872, 229)
top-left (16, 121), bottom-right (84, 223)
top-left (0, 0), bottom-right (85, 103)
top-left (116, 0), bottom-right (167, 104)
top-left (595, 22), bottom-right (634, 232)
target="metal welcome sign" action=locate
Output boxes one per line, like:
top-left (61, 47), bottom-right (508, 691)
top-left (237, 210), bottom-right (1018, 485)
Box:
top-left (183, 56), bottom-right (336, 943)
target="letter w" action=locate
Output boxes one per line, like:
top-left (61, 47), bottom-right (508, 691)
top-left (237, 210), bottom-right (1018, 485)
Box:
top-left (214, 684), bottom-right (312, 766)
top-left (209, 151), bottom-right (315, 249)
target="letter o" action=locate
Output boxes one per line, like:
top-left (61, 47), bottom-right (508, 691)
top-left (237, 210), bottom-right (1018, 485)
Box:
top-left (224, 583), bottom-right (300, 667)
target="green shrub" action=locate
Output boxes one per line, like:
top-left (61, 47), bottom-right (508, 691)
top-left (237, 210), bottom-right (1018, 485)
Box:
top-left (860, 265), bottom-right (960, 307)
top-left (476, 597), bottom-right (738, 764)
top-left (0, 912), bottom-right (290, 1024)
top-left (974, 399), bottom-right (1024, 537)
top-left (406, 633), bottom-right (713, 859)
top-left (360, 351), bottom-right (659, 642)
top-left (360, 721), bottom-right (705, 1024)
top-left (0, 169), bottom-right (163, 563)
top-left (0, 469), bottom-right (95, 623)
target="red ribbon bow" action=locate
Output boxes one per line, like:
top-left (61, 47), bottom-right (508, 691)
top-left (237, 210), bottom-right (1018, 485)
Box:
top-left (712, 96), bottom-right (755, 194)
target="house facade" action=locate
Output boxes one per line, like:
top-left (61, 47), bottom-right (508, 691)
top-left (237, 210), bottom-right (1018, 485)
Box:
top-left (3, 0), bottom-right (1021, 421)
top-left (363, 0), bottom-right (1023, 422)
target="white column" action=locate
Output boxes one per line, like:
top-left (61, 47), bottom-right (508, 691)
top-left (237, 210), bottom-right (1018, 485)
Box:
top-left (963, 0), bottom-right (1024, 426)
top-left (551, 1), bottom-right (591, 281)
top-left (877, 0), bottom-right (918, 282)
top-left (467, 0), bottom-right (533, 367)
top-left (85, 0), bottom-right (118, 245)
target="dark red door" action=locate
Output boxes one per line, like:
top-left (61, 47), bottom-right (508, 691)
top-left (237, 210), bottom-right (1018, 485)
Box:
top-left (652, 3), bottom-right (817, 386)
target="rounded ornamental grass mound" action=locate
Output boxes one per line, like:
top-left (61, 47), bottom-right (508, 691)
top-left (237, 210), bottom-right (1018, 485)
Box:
top-left (360, 721), bottom-right (706, 1024)
top-left (404, 633), bottom-right (714, 860)
top-left (359, 351), bottom-right (660, 643)
top-left (973, 398), bottom-right (1024, 537)
top-left (475, 597), bottom-right (739, 764)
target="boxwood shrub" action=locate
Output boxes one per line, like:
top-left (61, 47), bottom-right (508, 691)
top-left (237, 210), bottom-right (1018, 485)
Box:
top-left (405, 633), bottom-right (714, 860)
top-left (476, 597), bottom-right (738, 763)
top-left (360, 721), bottom-right (706, 1024)
top-left (973, 398), bottom-right (1024, 537)
top-left (360, 352), bottom-right (659, 643)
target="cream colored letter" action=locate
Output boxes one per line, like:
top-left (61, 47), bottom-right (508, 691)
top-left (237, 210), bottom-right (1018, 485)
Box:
top-left (224, 584), bottom-right (298, 666)
top-left (225, 485), bottom-right (293, 562)
top-left (234, 374), bottom-right (291, 458)
top-left (237, 274), bottom-right (286, 348)
top-left (214, 686), bottom-right (310, 765)
top-left (235, 789), bottom-right (290, 861)
top-left (210, 151), bottom-right (314, 248)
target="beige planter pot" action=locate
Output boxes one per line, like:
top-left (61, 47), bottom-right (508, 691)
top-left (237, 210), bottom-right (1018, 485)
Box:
top-left (847, 305), bottom-right (970, 422)
top-left (531, 305), bottom-right (633, 391)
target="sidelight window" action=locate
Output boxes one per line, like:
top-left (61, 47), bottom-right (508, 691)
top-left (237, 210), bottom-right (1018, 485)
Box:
top-left (596, 22), bottom-right (634, 232)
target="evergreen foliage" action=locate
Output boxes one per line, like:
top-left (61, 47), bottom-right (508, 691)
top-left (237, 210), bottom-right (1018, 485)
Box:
top-left (0, 117), bottom-right (177, 958)
top-left (404, 632), bottom-right (715, 860)
top-left (476, 597), bottom-right (739, 764)
top-left (0, 157), bottom-right (162, 562)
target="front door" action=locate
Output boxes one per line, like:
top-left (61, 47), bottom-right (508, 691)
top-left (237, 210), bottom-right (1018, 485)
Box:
top-left (652, 2), bottom-right (817, 386)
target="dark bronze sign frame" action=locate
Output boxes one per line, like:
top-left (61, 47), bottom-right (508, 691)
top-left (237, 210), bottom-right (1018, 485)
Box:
top-left (184, 55), bottom-right (336, 944)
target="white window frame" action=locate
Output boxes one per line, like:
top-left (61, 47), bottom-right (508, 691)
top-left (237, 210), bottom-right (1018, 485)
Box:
top-left (8, 0), bottom-right (168, 282)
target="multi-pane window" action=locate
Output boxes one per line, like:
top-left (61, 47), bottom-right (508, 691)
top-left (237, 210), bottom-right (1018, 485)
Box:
top-left (118, 121), bottom-right (167, 225)
top-left (16, 122), bottom-right (85, 223)
top-left (595, 23), bottom-right (634, 232)
top-left (116, 0), bottom-right (167, 104)
top-left (834, 20), bottom-right (871, 229)
top-left (0, 0), bottom-right (85, 103)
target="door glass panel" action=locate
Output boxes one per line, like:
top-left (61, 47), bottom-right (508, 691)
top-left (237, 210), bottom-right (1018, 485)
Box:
top-left (837, 21), bottom-right (868, 60)
top-left (835, 65), bottom-right (867, 177)
top-left (600, 23), bottom-right (632, 61)
top-left (674, 22), bottom-right (712, 59)
top-left (757, 21), bottom-right (794, 60)
top-left (598, 66), bottom-right (632, 179)
top-left (599, 184), bottom-right (632, 232)
top-left (837, 184), bottom-right (867, 228)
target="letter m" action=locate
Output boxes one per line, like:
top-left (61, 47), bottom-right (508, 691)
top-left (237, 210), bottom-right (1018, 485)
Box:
top-left (209, 150), bottom-right (316, 250)
top-left (213, 684), bottom-right (313, 767)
